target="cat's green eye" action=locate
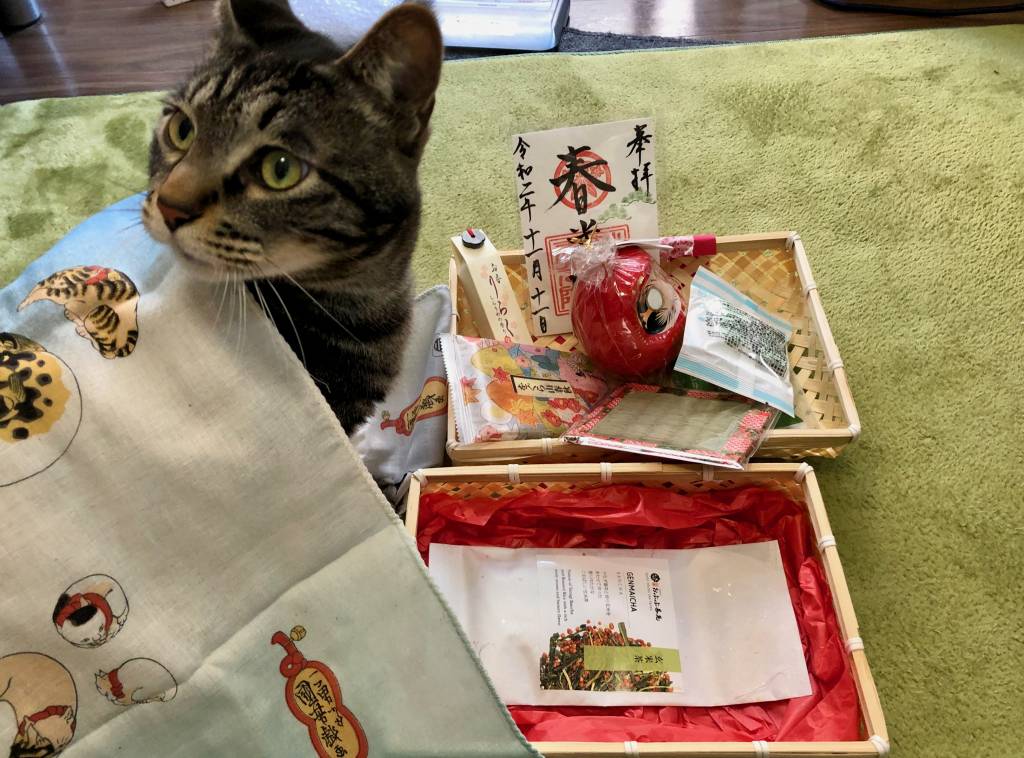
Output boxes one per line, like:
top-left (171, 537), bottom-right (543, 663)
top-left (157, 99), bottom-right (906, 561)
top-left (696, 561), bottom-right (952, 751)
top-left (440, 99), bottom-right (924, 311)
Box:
top-left (166, 111), bottom-right (195, 151)
top-left (259, 149), bottom-right (306, 191)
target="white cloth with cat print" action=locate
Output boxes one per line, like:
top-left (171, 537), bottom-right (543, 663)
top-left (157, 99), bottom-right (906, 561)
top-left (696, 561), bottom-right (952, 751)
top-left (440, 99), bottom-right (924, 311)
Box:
top-left (0, 195), bottom-right (538, 758)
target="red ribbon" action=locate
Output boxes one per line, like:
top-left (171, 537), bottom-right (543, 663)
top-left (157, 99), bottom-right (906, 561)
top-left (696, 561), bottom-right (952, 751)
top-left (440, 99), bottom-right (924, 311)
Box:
top-left (54, 592), bottom-right (114, 634)
top-left (83, 266), bottom-right (110, 285)
top-left (108, 668), bottom-right (125, 701)
top-left (271, 632), bottom-right (308, 678)
top-left (18, 705), bottom-right (69, 735)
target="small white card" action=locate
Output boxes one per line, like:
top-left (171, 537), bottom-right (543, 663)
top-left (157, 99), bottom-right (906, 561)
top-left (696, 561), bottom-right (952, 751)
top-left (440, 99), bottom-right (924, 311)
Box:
top-left (511, 118), bottom-right (659, 336)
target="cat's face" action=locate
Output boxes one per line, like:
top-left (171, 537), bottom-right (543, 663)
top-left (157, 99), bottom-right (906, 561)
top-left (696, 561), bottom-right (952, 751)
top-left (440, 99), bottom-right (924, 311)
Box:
top-left (144, 0), bottom-right (442, 285)
top-left (95, 671), bottom-right (118, 703)
top-left (65, 613), bottom-right (107, 648)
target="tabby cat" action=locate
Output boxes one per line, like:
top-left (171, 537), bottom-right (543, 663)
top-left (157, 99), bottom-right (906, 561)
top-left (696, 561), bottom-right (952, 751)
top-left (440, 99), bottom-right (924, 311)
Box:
top-left (142, 0), bottom-right (443, 432)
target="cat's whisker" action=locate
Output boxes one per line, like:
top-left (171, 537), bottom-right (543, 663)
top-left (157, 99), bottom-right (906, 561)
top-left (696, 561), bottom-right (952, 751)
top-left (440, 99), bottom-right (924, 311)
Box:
top-left (105, 178), bottom-right (148, 195)
top-left (251, 279), bottom-right (282, 341)
top-left (256, 265), bottom-right (308, 372)
top-left (225, 269), bottom-right (239, 341)
top-left (116, 220), bottom-right (145, 234)
top-left (213, 268), bottom-right (230, 327)
top-left (234, 276), bottom-right (246, 357)
top-left (262, 260), bottom-right (364, 345)
top-left (241, 276), bottom-right (249, 352)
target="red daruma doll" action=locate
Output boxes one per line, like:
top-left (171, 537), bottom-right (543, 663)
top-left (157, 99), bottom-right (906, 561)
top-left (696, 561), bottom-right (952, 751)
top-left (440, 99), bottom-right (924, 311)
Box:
top-left (557, 239), bottom-right (686, 380)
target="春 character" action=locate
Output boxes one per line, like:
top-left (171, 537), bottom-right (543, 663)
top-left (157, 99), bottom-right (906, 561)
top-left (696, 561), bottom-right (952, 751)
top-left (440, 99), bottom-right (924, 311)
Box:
top-left (95, 659), bottom-right (177, 706)
top-left (18, 267), bottom-right (140, 359)
top-left (0, 652), bottom-right (77, 757)
top-left (52, 575), bottom-right (128, 649)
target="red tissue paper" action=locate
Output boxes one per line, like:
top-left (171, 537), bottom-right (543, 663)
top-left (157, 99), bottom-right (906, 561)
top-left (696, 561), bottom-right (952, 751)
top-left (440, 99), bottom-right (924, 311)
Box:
top-left (417, 483), bottom-right (862, 744)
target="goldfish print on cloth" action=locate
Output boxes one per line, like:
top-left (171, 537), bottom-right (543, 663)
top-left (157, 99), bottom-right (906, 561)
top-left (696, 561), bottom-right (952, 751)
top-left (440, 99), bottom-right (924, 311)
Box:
top-left (379, 376), bottom-right (447, 436)
top-left (272, 628), bottom-right (368, 758)
top-left (0, 652), bottom-right (77, 757)
top-left (18, 266), bottom-right (140, 359)
top-left (1, 333), bottom-right (82, 487)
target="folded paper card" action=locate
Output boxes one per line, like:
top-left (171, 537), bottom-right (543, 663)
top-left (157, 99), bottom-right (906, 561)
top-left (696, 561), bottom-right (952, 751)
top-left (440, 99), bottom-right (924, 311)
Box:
top-left (429, 543), bottom-right (811, 707)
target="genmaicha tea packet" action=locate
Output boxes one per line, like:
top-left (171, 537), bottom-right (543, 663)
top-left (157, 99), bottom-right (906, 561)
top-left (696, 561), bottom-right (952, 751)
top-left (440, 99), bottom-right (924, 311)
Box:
top-left (429, 544), bottom-right (811, 707)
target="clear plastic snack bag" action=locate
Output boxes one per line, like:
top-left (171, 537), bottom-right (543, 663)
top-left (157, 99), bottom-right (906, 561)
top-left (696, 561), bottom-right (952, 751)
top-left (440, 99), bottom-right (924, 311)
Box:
top-left (674, 267), bottom-right (795, 416)
top-left (440, 333), bottom-right (609, 443)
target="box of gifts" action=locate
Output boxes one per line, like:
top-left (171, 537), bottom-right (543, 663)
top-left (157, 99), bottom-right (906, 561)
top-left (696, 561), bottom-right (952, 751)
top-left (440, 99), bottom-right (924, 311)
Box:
top-left (406, 461), bottom-right (887, 758)
top-left (446, 232), bottom-right (860, 465)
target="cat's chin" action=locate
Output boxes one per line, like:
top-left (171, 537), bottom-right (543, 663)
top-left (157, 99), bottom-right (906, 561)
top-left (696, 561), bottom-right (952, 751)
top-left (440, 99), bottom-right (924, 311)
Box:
top-left (170, 246), bottom-right (238, 282)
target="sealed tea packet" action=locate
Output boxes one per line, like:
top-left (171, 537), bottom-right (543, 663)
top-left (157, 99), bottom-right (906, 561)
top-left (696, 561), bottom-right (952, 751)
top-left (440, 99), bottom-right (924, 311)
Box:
top-left (675, 267), bottom-right (795, 416)
top-left (429, 544), bottom-right (811, 707)
top-left (440, 334), bottom-right (609, 443)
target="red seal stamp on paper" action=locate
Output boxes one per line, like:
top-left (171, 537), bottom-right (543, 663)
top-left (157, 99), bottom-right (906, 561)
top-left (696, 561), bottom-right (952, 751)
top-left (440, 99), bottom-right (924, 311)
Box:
top-left (550, 146), bottom-right (615, 213)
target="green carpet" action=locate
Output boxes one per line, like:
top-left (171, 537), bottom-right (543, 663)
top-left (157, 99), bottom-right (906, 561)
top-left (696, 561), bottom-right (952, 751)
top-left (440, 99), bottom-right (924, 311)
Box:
top-left (3, 25), bottom-right (1023, 756)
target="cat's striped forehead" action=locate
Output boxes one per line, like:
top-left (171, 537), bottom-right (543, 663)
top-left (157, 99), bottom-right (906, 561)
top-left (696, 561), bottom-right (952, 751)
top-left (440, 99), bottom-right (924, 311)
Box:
top-left (175, 61), bottom-right (328, 160)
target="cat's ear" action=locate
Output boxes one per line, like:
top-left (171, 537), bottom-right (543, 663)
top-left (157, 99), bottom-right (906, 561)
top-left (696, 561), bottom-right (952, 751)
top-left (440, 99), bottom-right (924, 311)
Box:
top-left (340, 4), bottom-right (442, 119)
top-left (216, 0), bottom-right (309, 49)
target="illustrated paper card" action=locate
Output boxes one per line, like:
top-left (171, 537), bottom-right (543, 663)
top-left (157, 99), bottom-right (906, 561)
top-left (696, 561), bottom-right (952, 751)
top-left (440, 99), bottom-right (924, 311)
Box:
top-left (439, 333), bottom-right (609, 443)
top-left (511, 118), bottom-right (658, 336)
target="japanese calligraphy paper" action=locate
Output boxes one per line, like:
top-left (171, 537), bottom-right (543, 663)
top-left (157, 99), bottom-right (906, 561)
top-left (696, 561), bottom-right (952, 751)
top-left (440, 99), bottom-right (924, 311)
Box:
top-left (511, 118), bottom-right (658, 336)
top-left (0, 197), bottom-right (539, 758)
top-left (440, 333), bottom-right (609, 443)
top-left (429, 543), bottom-right (811, 707)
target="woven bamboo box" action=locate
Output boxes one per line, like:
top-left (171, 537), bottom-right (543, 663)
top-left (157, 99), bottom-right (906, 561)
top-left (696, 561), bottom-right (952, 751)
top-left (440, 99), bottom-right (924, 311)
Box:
top-left (447, 232), bottom-right (859, 464)
top-left (406, 462), bottom-right (888, 758)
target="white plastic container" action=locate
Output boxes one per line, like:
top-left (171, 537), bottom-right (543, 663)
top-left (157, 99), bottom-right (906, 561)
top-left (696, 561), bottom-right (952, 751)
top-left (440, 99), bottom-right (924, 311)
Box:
top-left (291, 0), bottom-right (570, 50)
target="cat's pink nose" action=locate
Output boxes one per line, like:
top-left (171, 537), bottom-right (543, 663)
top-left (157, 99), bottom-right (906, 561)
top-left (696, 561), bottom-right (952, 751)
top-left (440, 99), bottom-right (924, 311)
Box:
top-left (156, 197), bottom-right (200, 232)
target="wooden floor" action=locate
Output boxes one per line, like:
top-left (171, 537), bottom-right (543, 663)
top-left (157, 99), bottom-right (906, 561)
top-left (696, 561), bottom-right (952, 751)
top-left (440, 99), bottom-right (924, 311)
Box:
top-left (2, 0), bottom-right (1024, 103)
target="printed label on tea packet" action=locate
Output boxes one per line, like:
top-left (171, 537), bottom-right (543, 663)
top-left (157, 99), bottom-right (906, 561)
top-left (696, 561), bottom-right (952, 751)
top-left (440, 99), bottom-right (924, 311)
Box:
top-left (537, 554), bottom-right (681, 693)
